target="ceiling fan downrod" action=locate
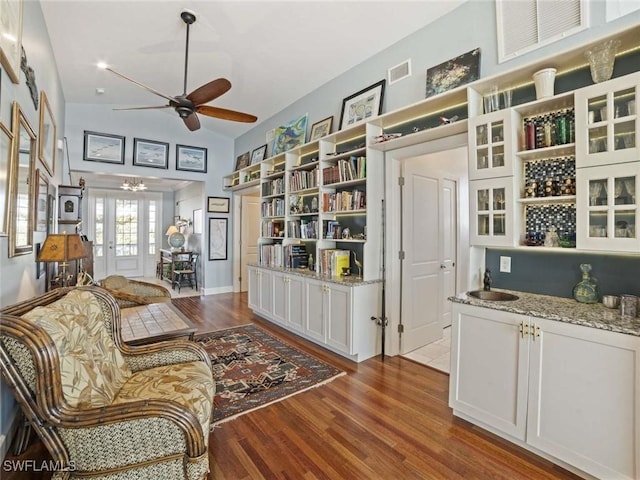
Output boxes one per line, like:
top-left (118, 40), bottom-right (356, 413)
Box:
top-left (180, 9), bottom-right (196, 96)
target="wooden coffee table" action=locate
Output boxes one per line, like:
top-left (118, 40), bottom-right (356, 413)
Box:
top-left (120, 302), bottom-right (197, 345)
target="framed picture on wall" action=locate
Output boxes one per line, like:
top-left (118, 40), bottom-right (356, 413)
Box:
top-left (133, 138), bottom-right (169, 169)
top-left (250, 144), bottom-right (267, 165)
top-left (208, 217), bottom-right (228, 261)
top-left (207, 196), bottom-right (230, 214)
top-left (38, 91), bottom-right (56, 176)
top-left (83, 131), bottom-right (125, 164)
top-left (176, 144), bottom-right (207, 172)
top-left (339, 80), bottom-right (385, 129)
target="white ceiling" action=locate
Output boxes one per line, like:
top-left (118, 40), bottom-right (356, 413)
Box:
top-left (41, 0), bottom-right (468, 140)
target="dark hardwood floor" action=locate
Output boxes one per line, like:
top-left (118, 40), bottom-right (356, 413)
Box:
top-left (4, 292), bottom-right (581, 480)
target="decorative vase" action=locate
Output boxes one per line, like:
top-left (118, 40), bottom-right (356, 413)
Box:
top-left (572, 263), bottom-right (599, 304)
top-left (532, 68), bottom-right (556, 99)
top-left (585, 39), bottom-right (621, 83)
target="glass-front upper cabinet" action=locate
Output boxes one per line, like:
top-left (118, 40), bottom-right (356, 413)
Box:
top-left (576, 161), bottom-right (639, 252)
top-left (575, 72), bottom-right (640, 168)
top-left (469, 177), bottom-right (517, 247)
top-left (468, 109), bottom-right (517, 180)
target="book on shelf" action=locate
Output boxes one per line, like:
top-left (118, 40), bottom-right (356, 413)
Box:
top-left (322, 156), bottom-right (366, 185)
top-left (318, 249), bottom-right (351, 277)
top-left (284, 244), bottom-right (308, 269)
top-left (260, 243), bottom-right (284, 267)
top-left (322, 189), bottom-right (366, 212)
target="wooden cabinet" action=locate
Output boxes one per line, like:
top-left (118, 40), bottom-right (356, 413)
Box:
top-left (575, 72), bottom-right (640, 168)
top-left (576, 161), bottom-right (639, 252)
top-left (450, 302), bottom-right (640, 480)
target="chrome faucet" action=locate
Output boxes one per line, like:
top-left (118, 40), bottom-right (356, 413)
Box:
top-left (483, 268), bottom-right (492, 291)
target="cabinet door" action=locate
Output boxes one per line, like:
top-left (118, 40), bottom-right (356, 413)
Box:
top-left (271, 272), bottom-right (287, 324)
top-left (469, 177), bottom-right (518, 247)
top-left (305, 279), bottom-right (325, 342)
top-left (576, 161), bottom-right (639, 252)
top-left (575, 72), bottom-right (640, 168)
top-left (527, 317), bottom-right (640, 480)
top-left (326, 284), bottom-right (352, 354)
top-left (449, 304), bottom-right (530, 440)
top-left (287, 275), bottom-right (305, 332)
top-left (248, 268), bottom-right (260, 310)
top-left (468, 110), bottom-right (516, 180)
top-left (259, 269), bottom-right (273, 315)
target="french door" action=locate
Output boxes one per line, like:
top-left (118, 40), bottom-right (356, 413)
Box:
top-left (88, 189), bottom-right (162, 279)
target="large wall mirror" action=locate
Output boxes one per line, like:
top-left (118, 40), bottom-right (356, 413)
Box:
top-left (0, 122), bottom-right (13, 236)
top-left (8, 102), bottom-right (36, 257)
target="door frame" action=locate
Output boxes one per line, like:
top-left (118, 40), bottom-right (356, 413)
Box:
top-left (383, 133), bottom-right (470, 357)
top-left (232, 186), bottom-right (260, 292)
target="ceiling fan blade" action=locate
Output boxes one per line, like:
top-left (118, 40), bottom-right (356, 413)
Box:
top-left (197, 105), bottom-right (257, 123)
top-left (104, 66), bottom-right (177, 103)
top-left (183, 113), bottom-right (201, 131)
top-left (186, 78), bottom-right (232, 106)
top-left (113, 105), bottom-right (171, 111)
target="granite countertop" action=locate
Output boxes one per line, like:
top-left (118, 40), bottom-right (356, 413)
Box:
top-left (450, 289), bottom-right (640, 337)
top-left (249, 263), bottom-right (381, 286)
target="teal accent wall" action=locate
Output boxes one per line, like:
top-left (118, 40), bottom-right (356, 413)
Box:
top-left (486, 249), bottom-right (640, 299)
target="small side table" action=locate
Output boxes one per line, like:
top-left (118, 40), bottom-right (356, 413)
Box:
top-left (120, 303), bottom-right (197, 345)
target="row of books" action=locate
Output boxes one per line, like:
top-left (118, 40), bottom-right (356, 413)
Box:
top-left (261, 198), bottom-right (285, 217)
top-left (322, 190), bottom-right (366, 212)
top-left (261, 178), bottom-right (285, 196)
top-left (288, 219), bottom-right (320, 239)
top-left (318, 249), bottom-right (351, 277)
top-left (289, 167), bottom-right (318, 192)
top-left (259, 243), bottom-right (284, 268)
top-left (259, 243), bottom-right (309, 269)
top-left (323, 156), bottom-right (366, 185)
top-left (261, 220), bottom-right (284, 238)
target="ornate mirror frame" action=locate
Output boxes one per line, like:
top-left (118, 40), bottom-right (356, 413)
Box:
top-left (8, 102), bottom-right (36, 257)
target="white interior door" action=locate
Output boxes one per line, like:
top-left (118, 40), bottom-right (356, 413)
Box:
top-left (240, 195), bottom-right (260, 292)
top-left (401, 154), bottom-right (458, 354)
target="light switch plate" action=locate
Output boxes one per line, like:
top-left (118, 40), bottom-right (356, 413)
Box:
top-left (500, 256), bottom-right (511, 273)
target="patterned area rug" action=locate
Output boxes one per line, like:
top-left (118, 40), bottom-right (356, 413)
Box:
top-left (196, 324), bottom-right (344, 425)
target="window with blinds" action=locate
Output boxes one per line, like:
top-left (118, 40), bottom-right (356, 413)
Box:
top-left (497, 0), bottom-right (587, 62)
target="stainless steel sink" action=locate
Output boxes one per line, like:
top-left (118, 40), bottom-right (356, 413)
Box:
top-left (467, 290), bottom-right (519, 301)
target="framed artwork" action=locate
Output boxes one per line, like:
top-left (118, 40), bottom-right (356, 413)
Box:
top-left (35, 242), bottom-right (43, 279)
top-left (272, 113), bottom-right (308, 155)
top-left (38, 91), bottom-right (56, 176)
top-left (34, 169), bottom-right (48, 232)
top-left (0, 0), bottom-right (23, 84)
top-left (208, 217), bottom-right (228, 261)
top-left (339, 80), bottom-right (385, 129)
top-left (193, 208), bottom-right (203, 234)
top-left (133, 138), bottom-right (169, 169)
top-left (425, 48), bottom-right (480, 98)
top-left (309, 116), bottom-right (333, 141)
top-left (176, 144), bottom-right (207, 173)
top-left (0, 122), bottom-right (13, 236)
top-left (207, 196), bottom-right (230, 214)
top-left (83, 131), bottom-right (125, 164)
top-left (234, 151), bottom-right (250, 171)
top-left (250, 144), bottom-right (267, 165)
top-left (59, 195), bottom-right (80, 223)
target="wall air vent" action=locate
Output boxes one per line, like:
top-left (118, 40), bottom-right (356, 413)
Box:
top-left (388, 59), bottom-right (412, 85)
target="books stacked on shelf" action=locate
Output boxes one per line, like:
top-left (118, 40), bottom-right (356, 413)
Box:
top-left (323, 156), bottom-right (366, 185)
top-left (260, 243), bottom-right (284, 267)
top-left (324, 220), bottom-right (342, 239)
top-left (262, 198), bottom-right (285, 217)
top-left (322, 189), bottom-right (366, 212)
top-left (288, 219), bottom-right (320, 239)
top-left (262, 220), bottom-right (284, 238)
top-left (318, 249), bottom-right (351, 278)
top-left (284, 244), bottom-right (308, 269)
top-left (262, 178), bottom-right (285, 196)
top-left (289, 167), bottom-right (318, 192)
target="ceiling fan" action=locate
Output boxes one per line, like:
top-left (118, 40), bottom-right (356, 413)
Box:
top-left (101, 9), bottom-right (257, 131)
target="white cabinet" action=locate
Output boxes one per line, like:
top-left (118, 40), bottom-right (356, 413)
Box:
top-left (272, 271), bottom-right (305, 332)
top-left (247, 267), bottom-right (273, 315)
top-left (468, 109), bottom-right (517, 180)
top-left (575, 72), bottom-right (640, 168)
top-left (469, 177), bottom-right (518, 247)
top-left (305, 279), bottom-right (351, 353)
top-left (450, 303), bottom-right (640, 480)
top-left (576, 161), bottom-right (639, 252)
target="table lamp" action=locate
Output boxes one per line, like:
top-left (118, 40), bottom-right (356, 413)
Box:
top-left (37, 233), bottom-right (87, 287)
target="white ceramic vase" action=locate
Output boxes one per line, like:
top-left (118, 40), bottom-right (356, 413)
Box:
top-left (532, 68), bottom-right (557, 100)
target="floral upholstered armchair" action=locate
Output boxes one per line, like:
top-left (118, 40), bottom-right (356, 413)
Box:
top-left (0, 286), bottom-right (213, 480)
top-left (97, 275), bottom-right (172, 308)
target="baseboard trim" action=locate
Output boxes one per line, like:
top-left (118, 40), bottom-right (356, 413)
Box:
top-left (202, 285), bottom-right (233, 296)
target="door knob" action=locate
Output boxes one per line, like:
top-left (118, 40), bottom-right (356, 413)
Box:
top-left (440, 264), bottom-right (446, 269)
